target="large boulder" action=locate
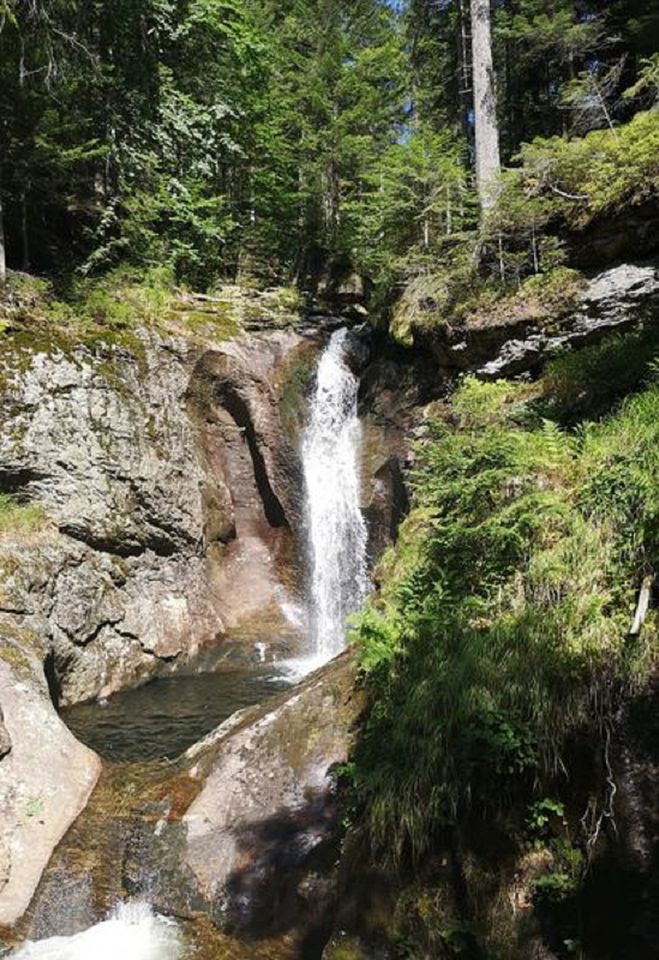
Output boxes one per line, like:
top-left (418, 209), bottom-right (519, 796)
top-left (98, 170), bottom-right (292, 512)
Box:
top-left (0, 636), bottom-right (101, 927)
top-left (125, 652), bottom-right (364, 943)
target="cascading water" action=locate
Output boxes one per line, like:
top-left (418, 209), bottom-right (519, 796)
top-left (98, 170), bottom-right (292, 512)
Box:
top-left (302, 328), bottom-right (369, 662)
top-left (9, 901), bottom-right (183, 960)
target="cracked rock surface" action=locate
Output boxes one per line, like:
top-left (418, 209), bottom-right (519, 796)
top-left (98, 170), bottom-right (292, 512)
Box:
top-left (0, 327), bottom-right (310, 704)
top-left (415, 260), bottom-right (659, 380)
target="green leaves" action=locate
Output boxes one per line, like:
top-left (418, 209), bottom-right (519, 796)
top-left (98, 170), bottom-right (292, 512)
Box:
top-left (351, 374), bottom-right (658, 865)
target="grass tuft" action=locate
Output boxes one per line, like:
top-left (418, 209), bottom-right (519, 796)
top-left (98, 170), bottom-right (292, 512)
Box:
top-left (0, 494), bottom-right (49, 538)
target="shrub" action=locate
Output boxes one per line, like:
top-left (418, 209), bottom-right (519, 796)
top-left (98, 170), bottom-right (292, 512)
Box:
top-left (538, 327), bottom-right (659, 424)
top-left (350, 376), bottom-right (658, 865)
top-left (519, 110), bottom-right (659, 230)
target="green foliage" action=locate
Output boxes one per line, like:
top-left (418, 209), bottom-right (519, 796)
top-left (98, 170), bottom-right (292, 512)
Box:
top-left (526, 797), bottom-right (566, 834)
top-left (0, 494), bottom-right (48, 537)
top-left (390, 110), bottom-right (659, 342)
top-left (539, 326), bottom-right (659, 424)
top-left (2, 0), bottom-right (657, 296)
top-left (532, 869), bottom-right (579, 904)
top-left (624, 53), bottom-right (659, 105)
top-left (0, 0), bottom-right (409, 288)
top-left (350, 375), bottom-right (658, 865)
top-left (518, 110), bottom-right (659, 230)
top-left (525, 799), bottom-right (584, 907)
top-left (46, 266), bottom-right (176, 333)
top-left (349, 123), bottom-right (476, 287)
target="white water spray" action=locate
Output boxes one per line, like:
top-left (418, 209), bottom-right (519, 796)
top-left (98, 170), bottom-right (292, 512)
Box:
top-left (302, 329), bottom-right (369, 662)
top-left (9, 901), bottom-right (184, 960)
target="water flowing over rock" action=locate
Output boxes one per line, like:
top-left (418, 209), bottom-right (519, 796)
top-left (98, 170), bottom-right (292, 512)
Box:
top-left (302, 330), bottom-right (370, 660)
top-left (0, 327), bottom-right (311, 704)
top-left (0, 307), bottom-right (413, 940)
top-left (9, 901), bottom-right (183, 960)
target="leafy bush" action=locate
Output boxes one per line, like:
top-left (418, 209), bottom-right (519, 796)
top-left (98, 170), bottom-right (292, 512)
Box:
top-left (518, 110), bottom-right (659, 231)
top-left (48, 265), bottom-right (176, 332)
top-left (350, 376), bottom-right (658, 865)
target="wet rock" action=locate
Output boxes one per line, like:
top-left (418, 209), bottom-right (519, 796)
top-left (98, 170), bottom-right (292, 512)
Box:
top-left (357, 339), bottom-right (436, 567)
top-left (0, 314), bottom-right (410, 706)
top-left (0, 637), bottom-right (101, 927)
top-left (127, 652), bottom-right (364, 942)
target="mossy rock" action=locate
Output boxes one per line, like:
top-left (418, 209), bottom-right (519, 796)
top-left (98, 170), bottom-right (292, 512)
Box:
top-left (278, 340), bottom-right (319, 442)
top-left (322, 933), bottom-right (369, 960)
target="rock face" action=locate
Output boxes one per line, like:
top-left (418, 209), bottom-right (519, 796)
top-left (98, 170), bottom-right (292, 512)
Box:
top-left (416, 261), bottom-right (659, 380)
top-left (0, 636), bottom-right (101, 927)
top-left (0, 327), bottom-right (312, 704)
top-left (0, 316), bottom-right (409, 706)
top-left (476, 262), bottom-right (659, 380)
top-left (358, 336), bottom-right (436, 565)
top-left (0, 705), bottom-right (10, 759)
top-left (125, 652), bottom-right (363, 942)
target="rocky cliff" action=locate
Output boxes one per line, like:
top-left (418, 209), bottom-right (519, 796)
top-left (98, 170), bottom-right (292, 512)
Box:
top-left (409, 260), bottom-right (659, 380)
top-left (0, 324), bottom-right (312, 705)
top-left (0, 290), bottom-right (413, 710)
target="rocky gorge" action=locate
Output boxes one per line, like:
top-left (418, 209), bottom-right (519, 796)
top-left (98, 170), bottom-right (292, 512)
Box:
top-left (0, 252), bottom-right (658, 958)
top-left (0, 278), bottom-right (413, 951)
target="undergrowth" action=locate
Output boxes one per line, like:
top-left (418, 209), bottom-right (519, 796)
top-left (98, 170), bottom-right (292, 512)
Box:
top-left (0, 494), bottom-right (48, 537)
top-left (389, 109), bottom-right (659, 342)
top-left (349, 372), bottom-right (659, 867)
top-left (0, 265), bottom-right (305, 350)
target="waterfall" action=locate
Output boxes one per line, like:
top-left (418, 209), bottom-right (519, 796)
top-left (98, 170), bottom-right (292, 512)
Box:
top-left (9, 902), bottom-right (183, 960)
top-left (302, 328), bottom-right (369, 662)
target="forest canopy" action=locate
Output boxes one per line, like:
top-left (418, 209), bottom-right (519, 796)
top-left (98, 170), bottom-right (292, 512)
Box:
top-left (0, 0), bottom-right (658, 291)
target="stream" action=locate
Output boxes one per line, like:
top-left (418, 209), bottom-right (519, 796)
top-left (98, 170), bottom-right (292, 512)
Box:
top-left (6, 329), bottom-right (369, 960)
top-left (63, 666), bottom-right (292, 763)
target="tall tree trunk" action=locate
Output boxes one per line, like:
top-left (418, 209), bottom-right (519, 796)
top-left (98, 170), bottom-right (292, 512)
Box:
top-left (0, 192), bottom-right (6, 284)
top-left (470, 0), bottom-right (500, 210)
top-left (20, 186), bottom-right (30, 272)
top-left (457, 0), bottom-right (473, 147)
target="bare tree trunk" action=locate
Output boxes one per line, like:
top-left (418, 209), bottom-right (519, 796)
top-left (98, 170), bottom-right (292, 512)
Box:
top-left (20, 187), bottom-right (30, 272)
top-left (457, 0), bottom-right (473, 146)
top-left (0, 193), bottom-right (6, 284)
top-left (470, 0), bottom-right (500, 210)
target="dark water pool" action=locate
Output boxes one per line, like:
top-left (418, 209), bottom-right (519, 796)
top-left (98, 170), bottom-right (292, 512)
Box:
top-left (62, 666), bottom-right (292, 763)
